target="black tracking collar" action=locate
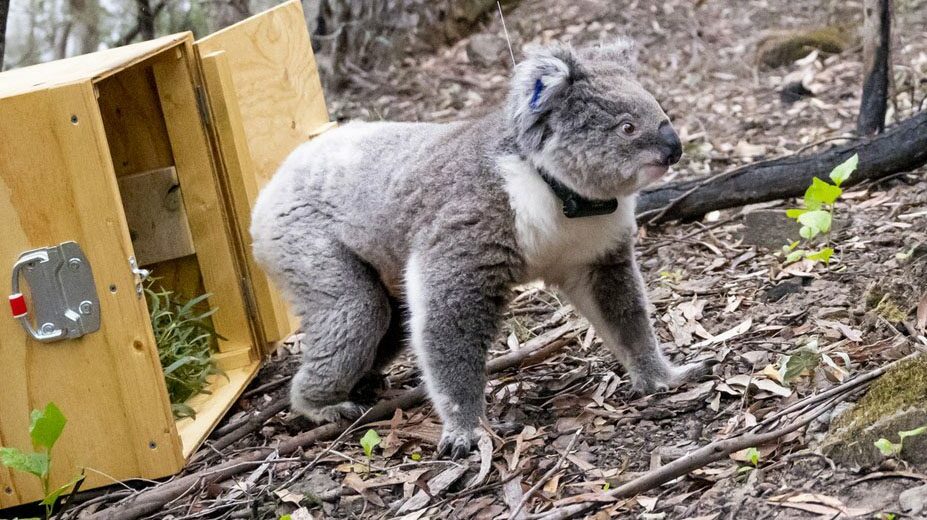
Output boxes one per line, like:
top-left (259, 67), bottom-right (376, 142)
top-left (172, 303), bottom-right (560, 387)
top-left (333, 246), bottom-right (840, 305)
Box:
top-left (537, 168), bottom-right (619, 219)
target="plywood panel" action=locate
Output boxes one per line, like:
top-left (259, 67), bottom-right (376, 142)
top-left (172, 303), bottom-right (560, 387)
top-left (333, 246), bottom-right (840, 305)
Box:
top-left (0, 34), bottom-right (189, 100)
top-left (117, 167), bottom-right (197, 265)
top-left (151, 45), bottom-right (256, 354)
top-left (96, 65), bottom-right (175, 177)
top-left (0, 83), bottom-right (184, 508)
top-left (196, 0), bottom-right (328, 343)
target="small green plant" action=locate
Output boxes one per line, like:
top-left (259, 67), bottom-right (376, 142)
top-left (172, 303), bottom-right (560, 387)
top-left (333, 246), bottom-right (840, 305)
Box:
top-left (145, 280), bottom-right (224, 419)
top-left (737, 446), bottom-right (762, 474)
top-left (360, 429), bottom-right (381, 459)
top-left (781, 153), bottom-right (858, 265)
top-left (874, 425), bottom-right (927, 457)
top-left (0, 403), bottom-right (84, 520)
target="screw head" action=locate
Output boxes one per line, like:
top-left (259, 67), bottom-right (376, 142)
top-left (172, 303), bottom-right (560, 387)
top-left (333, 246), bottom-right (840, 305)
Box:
top-left (40, 323), bottom-right (56, 334)
top-left (68, 258), bottom-right (82, 271)
top-left (79, 301), bottom-right (93, 315)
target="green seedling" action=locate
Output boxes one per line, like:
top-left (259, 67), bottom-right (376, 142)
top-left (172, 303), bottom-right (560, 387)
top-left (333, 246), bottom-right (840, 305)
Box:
top-left (737, 446), bottom-right (762, 474)
top-left (781, 153), bottom-right (858, 265)
top-left (145, 280), bottom-right (224, 418)
top-left (360, 429), bottom-right (381, 460)
top-left (874, 425), bottom-right (927, 458)
top-left (0, 403), bottom-right (85, 520)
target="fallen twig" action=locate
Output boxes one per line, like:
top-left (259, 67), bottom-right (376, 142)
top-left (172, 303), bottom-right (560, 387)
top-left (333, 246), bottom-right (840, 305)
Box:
top-left (510, 427), bottom-right (583, 519)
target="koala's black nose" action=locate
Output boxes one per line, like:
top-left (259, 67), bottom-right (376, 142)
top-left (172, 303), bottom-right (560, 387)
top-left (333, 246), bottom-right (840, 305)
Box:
top-left (658, 121), bottom-right (682, 166)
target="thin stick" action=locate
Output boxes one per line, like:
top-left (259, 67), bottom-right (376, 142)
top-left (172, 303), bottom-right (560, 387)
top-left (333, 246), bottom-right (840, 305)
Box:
top-left (497, 1), bottom-right (517, 68)
top-left (534, 395), bottom-right (847, 520)
top-left (510, 427), bottom-right (582, 519)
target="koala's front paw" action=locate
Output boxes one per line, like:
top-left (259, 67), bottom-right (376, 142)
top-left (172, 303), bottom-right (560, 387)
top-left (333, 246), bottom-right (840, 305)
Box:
top-left (437, 426), bottom-right (478, 460)
top-left (630, 360), bottom-right (712, 396)
top-left (293, 400), bottom-right (367, 424)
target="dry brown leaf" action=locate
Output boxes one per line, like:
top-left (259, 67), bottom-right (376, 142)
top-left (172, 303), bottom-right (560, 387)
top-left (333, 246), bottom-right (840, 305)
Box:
top-left (467, 433), bottom-right (493, 488)
top-left (917, 291), bottom-right (927, 332)
top-left (273, 488), bottom-right (305, 506)
top-left (692, 318), bottom-right (752, 349)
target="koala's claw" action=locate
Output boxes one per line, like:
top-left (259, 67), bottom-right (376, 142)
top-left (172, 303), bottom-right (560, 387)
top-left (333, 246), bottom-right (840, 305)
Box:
top-left (630, 360), bottom-right (713, 396)
top-left (437, 428), bottom-right (477, 460)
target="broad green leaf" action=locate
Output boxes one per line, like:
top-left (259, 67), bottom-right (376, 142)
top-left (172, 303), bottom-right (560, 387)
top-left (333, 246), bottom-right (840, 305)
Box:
top-left (360, 429), bottom-right (381, 459)
top-left (171, 403), bottom-right (197, 419)
top-left (829, 153), bottom-right (858, 187)
top-left (41, 473), bottom-right (85, 506)
top-left (781, 347), bottom-right (821, 384)
top-left (798, 210), bottom-right (832, 237)
top-left (799, 225), bottom-right (815, 239)
top-left (30, 402), bottom-right (66, 450)
top-left (0, 447), bottom-right (49, 477)
top-left (898, 425), bottom-right (927, 441)
top-left (804, 247), bottom-right (834, 264)
top-left (280, 515), bottom-right (293, 520)
top-left (804, 177), bottom-right (843, 206)
top-left (785, 208), bottom-right (808, 219)
top-left (745, 447), bottom-right (761, 466)
top-left (874, 438), bottom-right (900, 457)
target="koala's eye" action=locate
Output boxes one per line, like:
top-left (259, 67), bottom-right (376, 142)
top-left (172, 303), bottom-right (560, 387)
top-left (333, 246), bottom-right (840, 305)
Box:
top-left (620, 122), bottom-right (636, 136)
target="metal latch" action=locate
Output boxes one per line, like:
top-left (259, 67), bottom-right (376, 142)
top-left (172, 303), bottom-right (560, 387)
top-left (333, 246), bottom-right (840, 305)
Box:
top-left (8, 241), bottom-right (101, 343)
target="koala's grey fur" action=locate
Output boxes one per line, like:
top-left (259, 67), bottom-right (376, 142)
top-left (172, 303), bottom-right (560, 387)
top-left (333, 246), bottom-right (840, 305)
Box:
top-left (251, 38), bottom-right (705, 459)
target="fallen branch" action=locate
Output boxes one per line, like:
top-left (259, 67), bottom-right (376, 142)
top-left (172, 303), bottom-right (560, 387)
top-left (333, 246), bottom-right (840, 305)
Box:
top-left (534, 351), bottom-right (925, 520)
top-left (636, 110), bottom-right (927, 223)
top-left (534, 395), bottom-right (846, 520)
top-left (88, 322), bottom-right (583, 519)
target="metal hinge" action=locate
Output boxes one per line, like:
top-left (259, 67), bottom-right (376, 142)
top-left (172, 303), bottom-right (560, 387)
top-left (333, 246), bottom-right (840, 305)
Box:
top-left (129, 256), bottom-right (150, 298)
top-left (195, 85), bottom-right (212, 128)
top-left (8, 241), bottom-right (101, 343)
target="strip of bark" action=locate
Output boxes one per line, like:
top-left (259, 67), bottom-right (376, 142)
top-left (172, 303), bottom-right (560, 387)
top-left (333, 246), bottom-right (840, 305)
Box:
top-left (857, 0), bottom-right (892, 135)
top-left (87, 323), bottom-right (582, 520)
top-left (636, 110), bottom-right (927, 223)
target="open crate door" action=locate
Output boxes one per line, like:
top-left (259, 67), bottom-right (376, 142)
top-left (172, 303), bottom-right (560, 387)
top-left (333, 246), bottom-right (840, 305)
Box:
top-left (194, 0), bottom-right (332, 348)
top-left (0, 80), bottom-right (184, 508)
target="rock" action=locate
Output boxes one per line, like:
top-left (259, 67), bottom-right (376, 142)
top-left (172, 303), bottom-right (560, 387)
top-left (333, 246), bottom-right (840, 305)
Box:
top-left (821, 355), bottom-right (927, 467)
top-left (742, 209), bottom-right (800, 250)
top-left (467, 34), bottom-right (509, 68)
top-left (764, 277), bottom-right (805, 302)
top-left (900, 484), bottom-right (927, 515)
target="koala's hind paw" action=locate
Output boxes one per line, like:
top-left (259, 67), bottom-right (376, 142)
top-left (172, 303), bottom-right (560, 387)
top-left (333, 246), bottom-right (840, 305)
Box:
top-left (294, 400), bottom-right (367, 424)
top-left (437, 427), bottom-right (478, 460)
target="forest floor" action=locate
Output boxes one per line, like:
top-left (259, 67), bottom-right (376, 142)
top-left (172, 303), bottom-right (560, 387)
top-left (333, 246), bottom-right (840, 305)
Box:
top-left (68, 0), bottom-right (927, 519)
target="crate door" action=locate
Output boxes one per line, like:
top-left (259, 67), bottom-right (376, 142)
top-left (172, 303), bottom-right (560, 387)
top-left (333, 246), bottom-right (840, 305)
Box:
top-left (194, 0), bottom-right (331, 348)
top-left (0, 83), bottom-right (183, 508)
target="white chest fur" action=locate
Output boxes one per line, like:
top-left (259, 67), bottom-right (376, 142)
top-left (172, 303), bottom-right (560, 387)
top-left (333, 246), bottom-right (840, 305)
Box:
top-left (498, 155), bottom-right (636, 284)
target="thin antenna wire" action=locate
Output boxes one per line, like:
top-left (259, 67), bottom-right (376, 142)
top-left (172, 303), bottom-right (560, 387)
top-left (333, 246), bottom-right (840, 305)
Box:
top-left (497, 1), bottom-right (517, 67)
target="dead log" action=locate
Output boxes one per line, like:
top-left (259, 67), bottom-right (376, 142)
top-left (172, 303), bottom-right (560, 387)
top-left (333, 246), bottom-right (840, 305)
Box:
top-left (857, 0), bottom-right (892, 135)
top-left (636, 109), bottom-right (927, 224)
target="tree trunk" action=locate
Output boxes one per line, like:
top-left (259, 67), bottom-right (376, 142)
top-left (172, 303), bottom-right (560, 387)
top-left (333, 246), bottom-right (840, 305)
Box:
top-left (857, 0), bottom-right (891, 135)
top-left (637, 109), bottom-right (927, 224)
top-left (0, 0), bottom-right (9, 70)
top-left (136, 0), bottom-right (156, 41)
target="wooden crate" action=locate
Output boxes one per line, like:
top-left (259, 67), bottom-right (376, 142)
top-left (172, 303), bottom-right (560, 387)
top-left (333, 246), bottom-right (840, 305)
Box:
top-left (0, 0), bottom-right (328, 508)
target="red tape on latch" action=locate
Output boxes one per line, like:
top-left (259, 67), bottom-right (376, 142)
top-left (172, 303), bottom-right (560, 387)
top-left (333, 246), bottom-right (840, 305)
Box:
top-left (9, 293), bottom-right (27, 318)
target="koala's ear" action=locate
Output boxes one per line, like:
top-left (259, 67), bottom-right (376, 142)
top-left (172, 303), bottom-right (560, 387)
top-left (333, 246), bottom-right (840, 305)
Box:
top-left (509, 44), bottom-right (579, 150)
top-left (579, 37), bottom-right (639, 75)
top-left (512, 44), bottom-right (577, 115)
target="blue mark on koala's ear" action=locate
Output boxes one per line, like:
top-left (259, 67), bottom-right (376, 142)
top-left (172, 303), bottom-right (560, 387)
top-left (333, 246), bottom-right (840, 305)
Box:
top-left (529, 79), bottom-right (544, 111)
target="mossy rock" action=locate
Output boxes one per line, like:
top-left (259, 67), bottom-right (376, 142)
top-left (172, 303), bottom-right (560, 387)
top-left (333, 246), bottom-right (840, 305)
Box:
top-left (822, 355), bottom-right (927, 467)
top-left (756, 26), bottom-right (852, 68)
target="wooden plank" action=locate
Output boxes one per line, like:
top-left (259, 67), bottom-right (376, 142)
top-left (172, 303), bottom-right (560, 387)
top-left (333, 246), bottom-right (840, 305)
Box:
top-left (175, 360), bottom-right (261, 458)
top-left (198, 51), bottom-right (294, 348)
top-left (0, 34), bottom-right (189, 100)
top-left (117, 167), bottom-right (197, 265)
top-left (0, 83), bottom-right (184, 508)
top-left (195, 0), bottom-right (328, 344)
top-left (151, 44), bottom-right (256, 355)
top-left (95, 64), bottom-right (175, 178)
top-left (213, 347), bottom-right (255, 372)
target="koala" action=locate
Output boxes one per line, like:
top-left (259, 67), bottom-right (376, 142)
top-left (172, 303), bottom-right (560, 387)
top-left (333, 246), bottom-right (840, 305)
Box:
top-left (250, 38), bottom-right (705, 459)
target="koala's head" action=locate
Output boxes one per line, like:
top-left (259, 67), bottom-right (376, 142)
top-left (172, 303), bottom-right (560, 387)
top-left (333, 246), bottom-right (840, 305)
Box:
top-left (507, 39), bottom-right (681, 199)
